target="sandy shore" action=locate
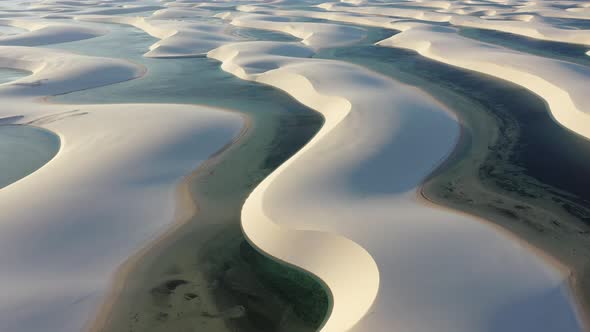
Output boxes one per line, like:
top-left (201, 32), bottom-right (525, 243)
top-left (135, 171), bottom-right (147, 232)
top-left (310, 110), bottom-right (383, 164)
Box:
top-left (314, 36), bottom-right (590, 330)
top-left (420, 151), bottom-right (590, 331)
top-left (86, 114), bottom-right (251, 332)
top-left (418, 187), bottom-right (588, 326)
top-left (84, 100), bottom-right (328, 332)
top-left (418, 75), bottom-right (590, 331)
top-left (2, 1), bottom-right (589, 331)
top-left (206, 37), bottom-right (584, 331)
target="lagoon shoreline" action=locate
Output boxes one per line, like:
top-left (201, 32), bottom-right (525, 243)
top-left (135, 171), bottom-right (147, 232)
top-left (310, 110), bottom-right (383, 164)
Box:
top-left (85, 114), bottom-right (252, 332)
top-left (317, 38), bottom-right (590, 329)
top-left (85, 100), bottom-right (328, 332)
top-left (419, 86), bottom-right (590, 330)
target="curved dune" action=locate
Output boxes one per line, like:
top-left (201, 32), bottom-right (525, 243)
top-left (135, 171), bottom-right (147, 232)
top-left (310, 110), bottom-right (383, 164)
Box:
top-left (0, 103), bottom-right (243, 332)
top-left (0, 1), bottom-right (587, 331)
top-left (0, 46), bottom-right (144, 97)
top-left (229, 8), bottom-right (399, 30)
top-left (0, 32), bottom-right (244, 331)
top-left (209, 40), bottom-right (582, 332)
top-left (0, 19), bottom-right (107, 46)
top-left (317, 2), bottom-right (453, 22)
top-left (449, 15), bottom-right (590, 47)
top-left (77, 15), bottom-right (238, 58)
top-left (315, 1), bottom-right (590, 46)
top-left (378, 22), bottom-right (590, 140)
top-left (210, 41), bottom-right (380, 331)
top-left (227, 13), bottom-right (367, 49)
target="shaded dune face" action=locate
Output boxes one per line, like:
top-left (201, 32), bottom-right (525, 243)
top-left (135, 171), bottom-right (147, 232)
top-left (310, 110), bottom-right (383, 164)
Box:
top-left (0, 0), bottom-right (589, 332)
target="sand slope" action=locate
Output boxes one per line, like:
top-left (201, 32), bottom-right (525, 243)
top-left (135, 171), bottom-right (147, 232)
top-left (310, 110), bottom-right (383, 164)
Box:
top-left (0, 104), bottom-right (242, 332)
top-left (0, 0), bottom-right (587, 331)
top-left (77, 15), bottom-right (238, 57)
top-left (378, 22), bottom-right (590, 140)
top-left (0, 19), bottom-right (107, 46)
top-left (0, 46), bottom-right (144, 97)
top-left (0, 12), bottom-right (244, 331)
top-left (226, 13), bottom-right (367, 49)
top-left (209, 39), bottom-right (583, 332)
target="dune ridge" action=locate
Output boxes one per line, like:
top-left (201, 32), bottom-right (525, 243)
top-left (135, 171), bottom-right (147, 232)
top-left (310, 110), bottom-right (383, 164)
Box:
top-left (209, 38), bottom-right (582, 331)
top-left (0, 17), bottom-right (244, 331)
top-left (303, 2), bottom-right (590, 47)
top-left (77, 15), bottom-right (237, 57)
top-left (209, 41), bottom-right (380, 332)
top-left (0, 19), bottom-right (107, 46)
top-left (0, 45), bottom-right (144, 97)
top-left (223, 13), bottom-right (367, 49)
top-left (0, 102), bottom-right (243, 332)
top-left (378, 22), bottom-right (590, 140)
top-left (0, 1), bottom-right (586, 331)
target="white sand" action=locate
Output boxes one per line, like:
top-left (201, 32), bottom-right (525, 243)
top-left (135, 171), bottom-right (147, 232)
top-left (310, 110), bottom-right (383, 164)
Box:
top-left (77, 15), bottom-right (238, 57)
top-left (0, 46), bottom-right (144, 97)
top-left (0, 103), bottom-right (242, 332)
top-left (209, 39), bottom-right (583, 332)
top-left (0, 19), bottom-right (107, 46)
top-left (225, 13), bottom-right (367, 49)
top-left (0, 6), bottom-right (244, 331)
top-left (0, 0), bottom-right (587, 331)
top-left (313, 1), bottom-right (590, 46)
top-left (378, 22), bottom-right (590, 140)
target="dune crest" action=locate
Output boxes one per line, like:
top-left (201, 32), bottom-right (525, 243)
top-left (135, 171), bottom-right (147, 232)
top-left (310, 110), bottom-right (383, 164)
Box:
top-left (378, 22), bottom-right (590, 140)
top-left (210, 36), bottom-right (582, 331)
top-left (0, 19), bottom-right (107, 46)
top-left (0, 22), bottom-right (244, 331)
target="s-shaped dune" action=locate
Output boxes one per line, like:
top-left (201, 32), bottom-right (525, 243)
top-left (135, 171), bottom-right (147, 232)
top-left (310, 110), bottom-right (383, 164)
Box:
top-left (209, 39), bottom-right (583, 332)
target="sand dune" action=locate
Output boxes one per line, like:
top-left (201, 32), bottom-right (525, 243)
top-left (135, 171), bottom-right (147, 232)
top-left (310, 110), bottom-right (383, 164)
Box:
top-left (209, 39), bottom-right (583, 332)
top-left (450, 15), bottom-right (590, 46)
top-left (0, 46), bottom-right (143, 97)
top-left (0, 19), bottom-right (107, 46)
top-left (12, 0), bottom-right (164, 17)
top-left (314, 1), bottom-right (590, 46)
top-left (378, 22), bottom-right (590, 140)
top-left (226, 13), bottom-right (367, 49)
top-left (0, 103), bottom-right (243, 332)
top-left (0, 21), bottom-right (243, 331)
top-left (77, 15), bottom-right (237, 57)
top-left (0, 1), bottom-right (587, 331)
top-left (318, 2), bottom-right (453, 22)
